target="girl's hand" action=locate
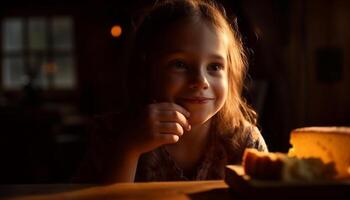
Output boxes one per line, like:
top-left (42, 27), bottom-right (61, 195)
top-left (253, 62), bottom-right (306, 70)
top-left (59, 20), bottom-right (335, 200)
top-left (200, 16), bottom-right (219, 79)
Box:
top-left (127, 102), bottom-right (191, 155)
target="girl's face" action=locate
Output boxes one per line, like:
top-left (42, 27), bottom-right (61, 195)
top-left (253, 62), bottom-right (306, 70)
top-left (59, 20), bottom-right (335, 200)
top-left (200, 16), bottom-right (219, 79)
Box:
top-left (150, 20), bottom-right (229, 125)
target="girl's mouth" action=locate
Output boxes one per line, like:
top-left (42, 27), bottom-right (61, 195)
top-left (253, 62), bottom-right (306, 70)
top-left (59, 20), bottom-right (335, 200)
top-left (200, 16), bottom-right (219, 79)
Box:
top-left (179, 97), bottom-right (215, 104)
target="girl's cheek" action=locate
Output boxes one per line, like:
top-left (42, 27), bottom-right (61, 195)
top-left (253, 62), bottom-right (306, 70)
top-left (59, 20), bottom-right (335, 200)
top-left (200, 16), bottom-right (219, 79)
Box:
top-left (214, 79), bottom-right (229, 103)
top-left (167, 72), bottom-right (187, 85)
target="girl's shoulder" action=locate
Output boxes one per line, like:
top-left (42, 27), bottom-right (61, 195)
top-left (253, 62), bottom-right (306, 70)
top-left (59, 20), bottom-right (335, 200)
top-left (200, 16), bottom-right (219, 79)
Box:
top-left (240, 120), bottom-right (268, 151)
top-left (218, 121), bottom-right (268, 163)
top-left (243, 124), bottom-right (268, 152)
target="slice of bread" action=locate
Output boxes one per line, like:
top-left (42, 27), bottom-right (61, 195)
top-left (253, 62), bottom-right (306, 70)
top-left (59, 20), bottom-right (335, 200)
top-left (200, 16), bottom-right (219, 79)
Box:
top-left (242, 148), bottom-right (336, 181)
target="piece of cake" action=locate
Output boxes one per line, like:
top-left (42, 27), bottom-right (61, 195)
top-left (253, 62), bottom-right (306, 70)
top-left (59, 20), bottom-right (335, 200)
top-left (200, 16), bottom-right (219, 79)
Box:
top-left (288, 127), bottom-right (350, 179)
top-left (242, 148), bottom-right (336, 181)
top-left (242, 149), bottom-right (284, 180)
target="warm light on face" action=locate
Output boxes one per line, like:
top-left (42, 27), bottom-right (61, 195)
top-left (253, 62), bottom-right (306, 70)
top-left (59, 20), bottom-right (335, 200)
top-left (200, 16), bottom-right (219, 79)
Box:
top-left (111, 25), bottom-right (122, 37)
top-left (150, 21), bottom-right (228, 126)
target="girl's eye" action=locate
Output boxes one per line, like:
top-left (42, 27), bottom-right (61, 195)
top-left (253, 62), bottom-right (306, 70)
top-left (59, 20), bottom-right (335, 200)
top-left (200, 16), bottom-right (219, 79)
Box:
top-left (208, 63), bottom-right (224, 71)
top-left (169, 60), bottom-right (188, 71)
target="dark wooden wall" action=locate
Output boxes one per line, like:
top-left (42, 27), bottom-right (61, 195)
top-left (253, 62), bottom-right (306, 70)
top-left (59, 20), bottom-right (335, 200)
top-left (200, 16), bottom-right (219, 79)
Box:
top-left (0, 0), bottom-right (349, 183)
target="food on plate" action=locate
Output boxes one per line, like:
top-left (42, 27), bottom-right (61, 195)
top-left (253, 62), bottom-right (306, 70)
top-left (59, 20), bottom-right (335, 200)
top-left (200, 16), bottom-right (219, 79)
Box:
top-left (242, 148), bottom-right (336, 181)
top-left (288, 127), bottom-right (350, 179)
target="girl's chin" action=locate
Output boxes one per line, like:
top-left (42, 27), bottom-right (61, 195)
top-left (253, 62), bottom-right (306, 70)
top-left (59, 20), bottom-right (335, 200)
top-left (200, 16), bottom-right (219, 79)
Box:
top-left (187, 115), bottom-right (212, 126)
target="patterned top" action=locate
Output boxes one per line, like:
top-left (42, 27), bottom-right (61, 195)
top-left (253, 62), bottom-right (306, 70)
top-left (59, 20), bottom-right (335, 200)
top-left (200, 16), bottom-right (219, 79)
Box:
top-left (135, 125), bottom-right (267, 181)
top-left (73, 113), bottom-right (268, 183)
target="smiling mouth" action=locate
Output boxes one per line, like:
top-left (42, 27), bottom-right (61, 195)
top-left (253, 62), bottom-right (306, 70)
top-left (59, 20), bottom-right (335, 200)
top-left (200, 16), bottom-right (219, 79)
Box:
top-left (180, 97), bottom-right (215, 104)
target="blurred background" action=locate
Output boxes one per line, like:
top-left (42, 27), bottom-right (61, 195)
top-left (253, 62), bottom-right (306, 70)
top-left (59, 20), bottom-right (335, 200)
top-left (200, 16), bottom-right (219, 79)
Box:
top-left (0, 0), bottom-right (349, 183)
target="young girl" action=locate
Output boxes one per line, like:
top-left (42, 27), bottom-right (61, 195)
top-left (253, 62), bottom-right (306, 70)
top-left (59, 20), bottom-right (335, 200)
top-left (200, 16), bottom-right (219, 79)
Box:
top-left (75, 0), bottom-right (268, 183)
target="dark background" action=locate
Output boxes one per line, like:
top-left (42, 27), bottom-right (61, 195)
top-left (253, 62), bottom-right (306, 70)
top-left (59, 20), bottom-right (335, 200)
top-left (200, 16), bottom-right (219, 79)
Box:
top-left (0, 0), bottom-right (349, 183)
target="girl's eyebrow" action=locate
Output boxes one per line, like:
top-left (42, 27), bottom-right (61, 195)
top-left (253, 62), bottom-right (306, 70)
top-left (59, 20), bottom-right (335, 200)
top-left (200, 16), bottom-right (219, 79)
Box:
top-left (209, 54), bottom-right (226, 62)
top-left (164, 49), bottom-right (226, 61)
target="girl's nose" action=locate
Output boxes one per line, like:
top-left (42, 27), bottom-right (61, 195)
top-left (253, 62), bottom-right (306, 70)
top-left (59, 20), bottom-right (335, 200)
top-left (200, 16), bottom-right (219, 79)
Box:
top-left (189, 71), bottom-right (209, 90)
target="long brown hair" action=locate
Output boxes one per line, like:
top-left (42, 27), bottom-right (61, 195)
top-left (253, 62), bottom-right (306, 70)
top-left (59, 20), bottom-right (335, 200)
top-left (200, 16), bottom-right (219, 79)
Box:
top-left (125, 0), bottom-right (257, 134)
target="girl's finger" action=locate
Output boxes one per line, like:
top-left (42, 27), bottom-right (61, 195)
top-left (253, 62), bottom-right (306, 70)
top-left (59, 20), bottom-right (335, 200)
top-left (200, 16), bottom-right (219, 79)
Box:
top-left (157, 134), bottom-right (179, 144)
top-left (157, 110), bottom-right (191, 131)
top-left (157, 122), bottom-right (184, 136)
top-left (156, 102), bottom-right (191, 118)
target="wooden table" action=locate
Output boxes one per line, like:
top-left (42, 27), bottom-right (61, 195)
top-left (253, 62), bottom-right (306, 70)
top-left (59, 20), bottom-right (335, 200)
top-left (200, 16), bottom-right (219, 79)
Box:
top-left (0, 181), bottom-right (234, 200)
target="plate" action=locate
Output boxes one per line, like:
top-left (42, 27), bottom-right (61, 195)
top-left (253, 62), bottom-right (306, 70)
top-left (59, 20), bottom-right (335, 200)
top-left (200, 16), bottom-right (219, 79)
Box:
top-left (225, 165), bottom-right (350, 199)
